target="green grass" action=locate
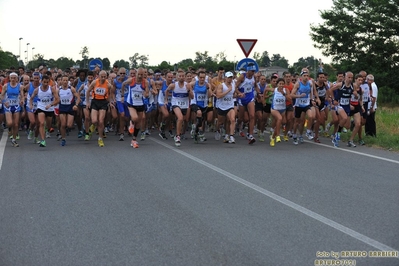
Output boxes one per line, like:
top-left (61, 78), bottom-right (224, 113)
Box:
top-left (339, 106), bottom-right (399, 152)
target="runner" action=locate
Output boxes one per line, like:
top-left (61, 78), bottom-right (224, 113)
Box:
top-left (234, 63), bottom-right (260, 144)
top-left (215, 71), bottom-right (236, 144)
top-left (122, 68), bottom-right (149, 148)
top-left (0, 72), bottom-right (24, 147)
top-left (29, 75), bottom-right (60, 147)
top-left (164, 70), bottom-right (192, 146)
top-left (86, 70), bottom-right (113, 147)
top-left (58, 75), bottom-right (80, 146)
top-left (270, 78), bottom-right (290, 147)
top-left (77, 71), bottom-right (94, 141)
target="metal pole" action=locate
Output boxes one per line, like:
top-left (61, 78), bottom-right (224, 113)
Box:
top-left (27, 43), bottom-right (30, 67)
top-left (19, 37), bottom-right (23, 66)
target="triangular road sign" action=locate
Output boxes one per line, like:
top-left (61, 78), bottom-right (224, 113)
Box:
top-left (237, 39), bottom-right (257, 58)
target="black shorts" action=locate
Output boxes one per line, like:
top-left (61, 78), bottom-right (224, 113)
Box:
top-left (91, 99), bottom-right (109, 111)
top-left (286, 104), bottom-right (294, 112)
top-left (263, 103), bottom-right (271, 114)
top-left (35, 109), bottom-right (54, 117)
top-left (127, 104), bottom-right (145, 113)
top-left (255, 102), bottom-right (264, 112)
top-left (350, 104), bottom-right (361, 116)
top-left (190, 104), bottom-right (207, 115)
top-left (59, 110), bottom-right (75, 116)
top-left (172, 106), bottom-right (188, 116)
top-left (294, 105), bottom-right (311, 118)
top-left (217, 108), bottom-right (234, 116)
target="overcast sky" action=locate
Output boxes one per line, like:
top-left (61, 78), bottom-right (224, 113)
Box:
top-left (0, 0), bottom-right (333, 67)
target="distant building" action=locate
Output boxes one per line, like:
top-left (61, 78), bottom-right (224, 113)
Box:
top-left (259, 66), bottom-right (288, 78)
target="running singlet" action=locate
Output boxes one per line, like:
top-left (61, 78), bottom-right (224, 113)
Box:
top-left (337, 83), bottom-right (353, 107)
top-left (271, 88), bottom-right (286, 111)
top-left (126, 78), bottom-right (145, 106)
top-left (191, 81), bottom-right (208, 108)
top-left (238, 74), bottom-right (255, 105)
top-left (114, 76), bottom-right (128, 102)
top-left (92, 80), bottom-right (109, 100)
top-left (171, 82), bottom-right (189, 109)
top-left (37, 86), bottom-right (54, 111)
top-left (59, 87), bottom-right (75, 111)
top-left (26, 82), bottom-right (39, 110)
top-left (295, 81), bottom-right (312, 107)
top-left (6, 83), bottom-right (21, 107)
top-left (218, 83), bottom-right (235, 111)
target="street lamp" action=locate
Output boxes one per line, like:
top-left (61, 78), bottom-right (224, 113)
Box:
top-left (26, 43), bottom-right (30, 67)
top-left (19, 37), bottom-right (23, 66)
top-left (24, 51), bottom-right (27, 65)
top-left (31, 47), bottom-right (35, 69)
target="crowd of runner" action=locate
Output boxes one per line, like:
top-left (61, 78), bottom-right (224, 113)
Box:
top-left (0, 63), bottom-right (378, 148)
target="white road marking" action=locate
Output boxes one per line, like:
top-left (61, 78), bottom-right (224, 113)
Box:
top-left (151, 137), bottom-right (398, 254)
top-left (0, 131), bottom-right (7, 170)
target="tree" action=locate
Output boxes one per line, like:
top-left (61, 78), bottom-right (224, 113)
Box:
top-left (194, 51), bottom-right (211, 65)
top-left (113, 59), bottom-right (130, 69)
top-left (79, 46), bottom-right (89, 68)
top-left (55, 57), bottom-right (76, 71)
top-left (0, 49), bottom-right (18, 70)
top-left (310, 0), bottom-right (399, 93)
top-left (259, 51), bottom-right (271, 67)
top-left (270, 54), bottom-right (289, 68)
top-left (102, 57), bottom-right (110, 70)
top-left (214, 51), bottom-right (227, 63)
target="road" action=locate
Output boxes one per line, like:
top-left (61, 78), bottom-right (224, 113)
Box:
top-left (0, 129), bottom-right (398, 266)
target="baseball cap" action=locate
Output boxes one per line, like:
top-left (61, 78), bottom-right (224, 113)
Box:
top-left (225, 71), bottom-right (234, 78)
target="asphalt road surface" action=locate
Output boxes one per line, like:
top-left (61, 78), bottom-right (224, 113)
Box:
top-left (0, 129), bottom-right (398, 266)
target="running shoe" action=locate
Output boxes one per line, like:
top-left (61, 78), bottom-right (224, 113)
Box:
top-left (332, 137), bottom-right (339, 147)
top-left (78, 131), bottom-right (84, 138)
top-left (61, 139), bottom-right (66, 146)
top-left (159, 132), bottom-right (167, 140)
top-left (169, 130), bottom-right (175, 138)
top-left (359, 139), bottom-right (365, 146)
top-left (248, 136), bottom-right (256, 144)
top-left (306, 131), bottom-right (314, 140)
top-left (259, 133), bottom-right (265, 142)
top-left (239, 131), bottom-right (245, 137)
top-left (215, 130), bottom-right (221, 140)
top-left (104, 127), bottom-right (109, 134)
top-left (223, 135), bottom-right (229, 143)
top-left (84, 134), bottom-right (90, 141)
top-left (131, 139), bottom-right (139, 148)
top-left (28, 130), bottom-right (34, 140)
top-left (276, 136), bottom-right (281, 143)
top-left (39, 140), bottom-right (46, 147)
top-left (49, 128), bottom-right (54, 133)
top-left (174, 135), bottom-right (181, 147)
top-left (347, 140), bottom-right (356, 147)
top-left (283, 135), bottom-right (289, 142)
top-left (335, 132), bottom-right (341, 141)
top-left (270, 137), bottom-right (275, 147)
top-left (98, 138), bottom-right (104, 147)
top-left (46, 131), bottom-right (51, 139)
top-left (119, 133), bottom-right (124, 141)
top-left (299, 136), bottom-right (304, 144)
top-left (11, 139), bottom-right (19, 147)
top-left (229, 135), bottom-right (235, 144)
top-left (293, 138), bottom-right (298, 145)
top-left (140, 132), bottom-right (146, 141)
top-left (314, 138), bottom-right (321, 143)
top-left (89, 124), bottom-right (95, 134)
top-left (34, 137), bottom-right (40, 144)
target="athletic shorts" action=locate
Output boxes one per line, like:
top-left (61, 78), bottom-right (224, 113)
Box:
top-left (91, 99), bottom-right (109, 111)
top-left (190, 104), bottom-right (207, 116)
top-left (255, 102), bottom-right (264, 112)
top-left (35, 108), bottom-right (54, 117)
top-left (350, 104), bottom-right (361, 116)
top-left (127, 104), bottom-right (144, 113)
top-left (263, 103), bottom-right (271, 114)
top-left (172, 106), bottom-right (188, 116)
top-left (285, 104), bottom-right (294, 112)
top-left (3, 105), bottom-right (22, 113)
top-left (294, 105), bottom-right (311, 118)
top-left (217, 108), bottom-right (234, 116)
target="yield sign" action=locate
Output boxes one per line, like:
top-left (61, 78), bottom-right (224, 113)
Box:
top-left (237, 39), bottom-right (257, 58)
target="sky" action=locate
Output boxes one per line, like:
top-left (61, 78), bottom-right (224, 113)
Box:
top-left (0, 0), bottom-right (334, 67)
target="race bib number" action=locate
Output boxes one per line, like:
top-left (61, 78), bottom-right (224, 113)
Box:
top-left (8, 98), bottom-right (18, 106)
top-left (177, 100), bottom-right (188, 108)
top-left (223, 97), bottom-right (232, 102)
top-left (41, 98), bottom-right (51, 103)
top-left (95, 88), bottom-right (105, 95)
top-left (362, 95), bottom-right (369, 102)
top-left (197, 94), bottom-right (206, 101)
top-left (133, 93), bottom-right (142, 100)
top-left (340, 98), bottom-right (350, 105)
top-left (61, 98), bottom-right (71, 104)
top-left (298, 98), bottom-right (310, 105)
top-left (243, 85), bottom-right (252, 93)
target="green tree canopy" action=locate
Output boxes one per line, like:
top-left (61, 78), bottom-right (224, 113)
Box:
top-left (310, 0), bottom-right (399, 91)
